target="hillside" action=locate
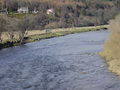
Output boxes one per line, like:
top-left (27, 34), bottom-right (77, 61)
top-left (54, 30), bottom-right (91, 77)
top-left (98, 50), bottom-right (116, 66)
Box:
top-left (0, 0), bottom-right (120, 28)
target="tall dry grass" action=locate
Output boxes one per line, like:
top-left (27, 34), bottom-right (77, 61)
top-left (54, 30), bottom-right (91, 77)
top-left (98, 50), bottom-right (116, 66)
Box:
top-left (100, 15), bottom-right (120, 75)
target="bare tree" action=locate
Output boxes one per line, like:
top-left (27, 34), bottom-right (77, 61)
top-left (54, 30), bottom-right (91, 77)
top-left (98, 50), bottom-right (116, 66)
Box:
top-left (17, 15), bottom-right (35, 43)
top-left (6, 18), bottom-right (19, 42)
top-left (0, 15), bottom-right (8, 43)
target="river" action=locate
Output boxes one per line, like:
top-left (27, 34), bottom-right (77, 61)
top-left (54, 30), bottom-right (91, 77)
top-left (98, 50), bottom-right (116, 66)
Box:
top-left (0, 30), bottom-right (120, 90)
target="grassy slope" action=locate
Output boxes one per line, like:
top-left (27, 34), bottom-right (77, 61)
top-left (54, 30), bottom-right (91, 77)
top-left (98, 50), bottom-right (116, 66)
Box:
top-left (0, 25), bottom-right (108, 49)
top-left (99, 16), bottom-right (120, 75)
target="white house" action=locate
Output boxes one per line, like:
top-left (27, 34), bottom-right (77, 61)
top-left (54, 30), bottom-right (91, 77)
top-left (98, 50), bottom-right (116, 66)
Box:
top-left (17, 7), bottom-right (29, 13)
top-left (47, 9), bottom-right (55, 15)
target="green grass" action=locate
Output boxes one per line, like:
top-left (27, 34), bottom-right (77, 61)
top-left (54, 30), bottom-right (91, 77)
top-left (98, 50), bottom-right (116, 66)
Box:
top-left (0, 25), bottom-right (108, 49)
top-left (7, 13), bottom-right (38, 19)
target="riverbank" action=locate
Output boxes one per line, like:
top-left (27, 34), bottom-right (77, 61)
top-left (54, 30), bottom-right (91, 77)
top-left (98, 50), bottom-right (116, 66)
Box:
top-left (99, 15), bottom-right (120, 76)
top-left (0, 25), bottom-right (108, 50)
top-left (99, 42), bottom-right (120, 76)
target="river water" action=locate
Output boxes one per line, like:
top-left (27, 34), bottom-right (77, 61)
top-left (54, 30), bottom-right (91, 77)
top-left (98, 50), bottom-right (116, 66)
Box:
top-left (0, 30), bottom-right (120, 90)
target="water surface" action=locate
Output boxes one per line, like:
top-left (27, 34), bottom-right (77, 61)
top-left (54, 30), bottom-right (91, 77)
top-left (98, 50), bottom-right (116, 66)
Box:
top-left (0, 30), bottom-right (120, 90)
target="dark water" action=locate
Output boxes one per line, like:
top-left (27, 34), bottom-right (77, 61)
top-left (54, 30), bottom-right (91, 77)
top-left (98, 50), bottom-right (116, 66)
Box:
top-left (0, 30), bottom-right (120, 90)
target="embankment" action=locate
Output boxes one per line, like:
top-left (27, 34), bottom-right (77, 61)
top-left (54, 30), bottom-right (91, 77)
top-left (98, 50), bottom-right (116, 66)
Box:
top-left (100, 15), bottom-right (120, 75)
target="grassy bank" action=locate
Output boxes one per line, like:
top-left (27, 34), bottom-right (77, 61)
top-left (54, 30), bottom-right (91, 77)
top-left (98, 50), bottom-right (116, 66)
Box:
top-left (0, 25), bottom-right (108, 49)
top-left (99, 15), bottom-right (120, 75)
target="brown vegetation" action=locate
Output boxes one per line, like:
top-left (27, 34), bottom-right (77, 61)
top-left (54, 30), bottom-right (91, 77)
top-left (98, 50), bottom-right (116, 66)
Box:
top-left (100, 15), bottom-right (120, 75)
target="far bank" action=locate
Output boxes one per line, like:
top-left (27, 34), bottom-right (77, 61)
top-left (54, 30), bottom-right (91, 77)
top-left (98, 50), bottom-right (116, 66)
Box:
top-left (0, 25), bottom-right (108, 50)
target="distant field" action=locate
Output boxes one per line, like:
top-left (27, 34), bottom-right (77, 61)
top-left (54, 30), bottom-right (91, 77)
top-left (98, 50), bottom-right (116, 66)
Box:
top-left (28, 25), bottom-right (109, 36)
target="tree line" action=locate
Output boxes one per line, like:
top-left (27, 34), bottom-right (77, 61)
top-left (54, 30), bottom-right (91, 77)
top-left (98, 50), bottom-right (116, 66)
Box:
top-left (0, 0), bottom-right (119, 27)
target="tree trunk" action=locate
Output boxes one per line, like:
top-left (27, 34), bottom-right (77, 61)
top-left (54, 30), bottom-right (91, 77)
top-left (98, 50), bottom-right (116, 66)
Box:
top-left (0, 33), bottom-right (2, 43)
top-left (19, 30), bottom-right (28, 44)
top-left (7, 32), bottom-right (14, 42)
